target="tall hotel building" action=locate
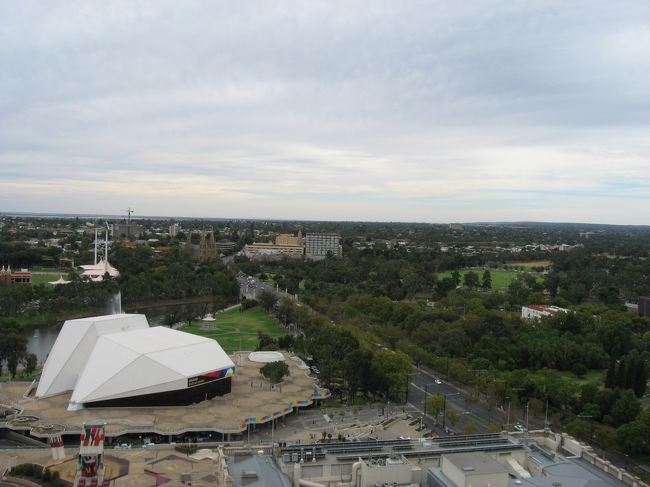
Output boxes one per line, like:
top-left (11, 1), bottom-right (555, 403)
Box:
top-left (304, 233), bottom-right (342, 260)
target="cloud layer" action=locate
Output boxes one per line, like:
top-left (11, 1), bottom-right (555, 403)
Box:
top-left (1, 1), bottom-right (649, 223)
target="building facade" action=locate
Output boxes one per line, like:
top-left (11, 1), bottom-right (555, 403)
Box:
top-left (112, 223), bottom-right (144, 239)
top-left (521, 305), bottom-right (568, 320)
top-left (0, 266), bottom-right (32, 286)
top-left (304, 233), bottom-right (342, 260)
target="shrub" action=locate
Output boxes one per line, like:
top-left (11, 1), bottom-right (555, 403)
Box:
top-left (175, 443), bottom-right (198, 455)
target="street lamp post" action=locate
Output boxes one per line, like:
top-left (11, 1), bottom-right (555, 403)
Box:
top-left (506, 396), bottom-right (511, 430)
top-left (525, 402), bottom-right (530, 439)
top-left (423, 382), bottom-right (437, 416)
top-left (441, 392), bottom-right (460, 430)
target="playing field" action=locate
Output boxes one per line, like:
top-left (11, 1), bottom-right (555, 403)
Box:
top-left (438, 269), bottom-right (520, 289)
top-left (30, 273), bottom-right (59, 285)
top-left (509, 260), bottom-right (552, 269)
top-left (181, 306), bottom-right (286, 352)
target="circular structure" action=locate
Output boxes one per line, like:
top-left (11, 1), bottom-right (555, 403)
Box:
top-left (248, 351), bottom-right (285, 363)
top-left (201, 313), bottom-right (216, 322)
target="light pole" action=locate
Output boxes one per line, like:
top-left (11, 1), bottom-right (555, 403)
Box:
top-left (506, 396), bottom-right (511, 430)
top-left (405, 372), bottom-right (417, 405)
top-left (441, 393), bottom-right (460, 430)
top-left (423, 382), bottom-right (437, 416)
top-left (525, 402), bottom-right (530, 439)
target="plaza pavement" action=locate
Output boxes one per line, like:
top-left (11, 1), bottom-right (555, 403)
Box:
top-left (1, 352), bottom-right (328, 439)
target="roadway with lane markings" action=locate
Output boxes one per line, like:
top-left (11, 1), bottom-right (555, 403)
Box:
top-left (407, 366), bottom-right (509, 434)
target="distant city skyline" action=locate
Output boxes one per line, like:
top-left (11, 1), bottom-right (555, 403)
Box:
top-left (1, 1), bottom-right (649, 224)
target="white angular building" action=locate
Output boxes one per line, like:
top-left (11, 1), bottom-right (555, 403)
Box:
top-left (36, 314), bottom-right (235, 410)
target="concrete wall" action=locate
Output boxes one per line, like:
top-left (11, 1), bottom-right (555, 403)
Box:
top-left (364, 461), bottom-right (413, 485)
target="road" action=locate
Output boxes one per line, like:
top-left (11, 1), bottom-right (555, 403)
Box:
top-left (232, 268), bottom-right (509, 436)
top-left (407, 366), bottom-right (508, 434)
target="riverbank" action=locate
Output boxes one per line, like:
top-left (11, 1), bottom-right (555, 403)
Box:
top-left (12, 295), bottom-right (239, 328)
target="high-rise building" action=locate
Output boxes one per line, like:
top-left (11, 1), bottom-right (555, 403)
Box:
top-left (304, 233), bottom-right (342, 260)
top-left (169, 223), bottom-right (181, 237)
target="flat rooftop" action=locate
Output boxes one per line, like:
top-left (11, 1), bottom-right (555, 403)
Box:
top-left (1, 352), bottom-right (329, 438)
top-left (445, 451), bottom-right (509, 475)
top-left (279, 433), bottom-right (525, 465)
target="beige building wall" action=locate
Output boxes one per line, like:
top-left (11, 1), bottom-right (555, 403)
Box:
top-left (275, 233), bottom-right (302, 246)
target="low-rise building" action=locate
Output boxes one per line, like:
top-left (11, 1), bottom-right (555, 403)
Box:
top-left (244, 232), bottom-right (304, 259)
top-left (521, 305), bottom-right (568, 320)
top-left (0, 266), bottom-right (32, 286)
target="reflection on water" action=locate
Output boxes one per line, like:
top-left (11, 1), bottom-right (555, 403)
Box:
top-left (26, 301), bottom-right (227, 364)
top-left (26, 324), bottom-right (62, 365)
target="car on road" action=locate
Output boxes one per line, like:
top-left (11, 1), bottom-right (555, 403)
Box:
top-left (513, 422), bottom-right (527, 432)
top-left (114, 443), bottom-right (131, 450)
top-left (434, 379), bottom-right (442, 385)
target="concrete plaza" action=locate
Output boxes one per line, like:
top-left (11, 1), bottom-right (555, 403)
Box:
top-left (1, 352), bottom-right (329, 441)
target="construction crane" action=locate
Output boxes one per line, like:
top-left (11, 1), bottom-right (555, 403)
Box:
top-left (122, 207), bottom-right (134, 225)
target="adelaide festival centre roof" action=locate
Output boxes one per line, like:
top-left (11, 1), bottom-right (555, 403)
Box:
top-left (35, 314), bottom-right (235, 411)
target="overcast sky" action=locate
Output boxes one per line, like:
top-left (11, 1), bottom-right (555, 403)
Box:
top-left (1, 1), bottom-right (649, 223)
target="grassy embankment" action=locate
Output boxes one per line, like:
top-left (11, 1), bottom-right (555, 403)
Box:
top-left (181, 306), bottom-right (285, 353)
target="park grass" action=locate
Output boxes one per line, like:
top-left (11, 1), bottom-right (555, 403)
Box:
top-left (181, 306), bottom-right (285, 353)
top-left (30, 273), bottom-right (56, 286)
top-left (509, 260), bottom-right (552, 269)
top-left (439, 269), bottom-right (519, 289)
top-left (558, 369), bottom-right (605, 386)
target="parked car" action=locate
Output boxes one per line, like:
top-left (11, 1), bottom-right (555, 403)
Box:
top-left (513, 422), bottom-right (527, 432)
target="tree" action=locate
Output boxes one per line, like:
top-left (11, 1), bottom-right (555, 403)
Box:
top-left (435, 277), bottom-right (457, 298)
top-left (256, 331), bottom-right (277, 351)
top-left (610, 389), bottom-right (640, 426)
top-left (260, 361), bottom-right (289, 384)
top-left (481, 270), bottom-right (492, 289)
top-left (0, 319), bottom-right (26, 376)
top-left (425, 395), bottom-right (445, 418)
top-left (566, 418), bottom-right (591, 441)
top-left (463, 271), bottom-right (480, 289)
top-left (277, 297), bottom-right (295, 325)
top-left (278, 334), bottom-right (294, 350)
top-left (447, 410), bottom-right (460, 427)
top-left (462, 422), bottom-right (477, 435)
top-left (451, 271), bottom-right (461, 286)
top-left (22, 353), bottom-right (37, 376)
top-left (617, 408), bottom-right (650, 455)
top-left (370, 349), bottom-right (412, 401)
top-left (258, 290), bottom-right (278, 313)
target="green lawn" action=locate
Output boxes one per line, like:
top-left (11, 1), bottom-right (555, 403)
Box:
top-left (181, 306), bottom-right (285, 353)
top-left (439, 269), bottom-right (520, 289)
top-left (557, 369), bottom-right (605, 386)
top-left (509, 260), bottom-right (552, 270)
top-left (30, 273), bottom-right (58, 285)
